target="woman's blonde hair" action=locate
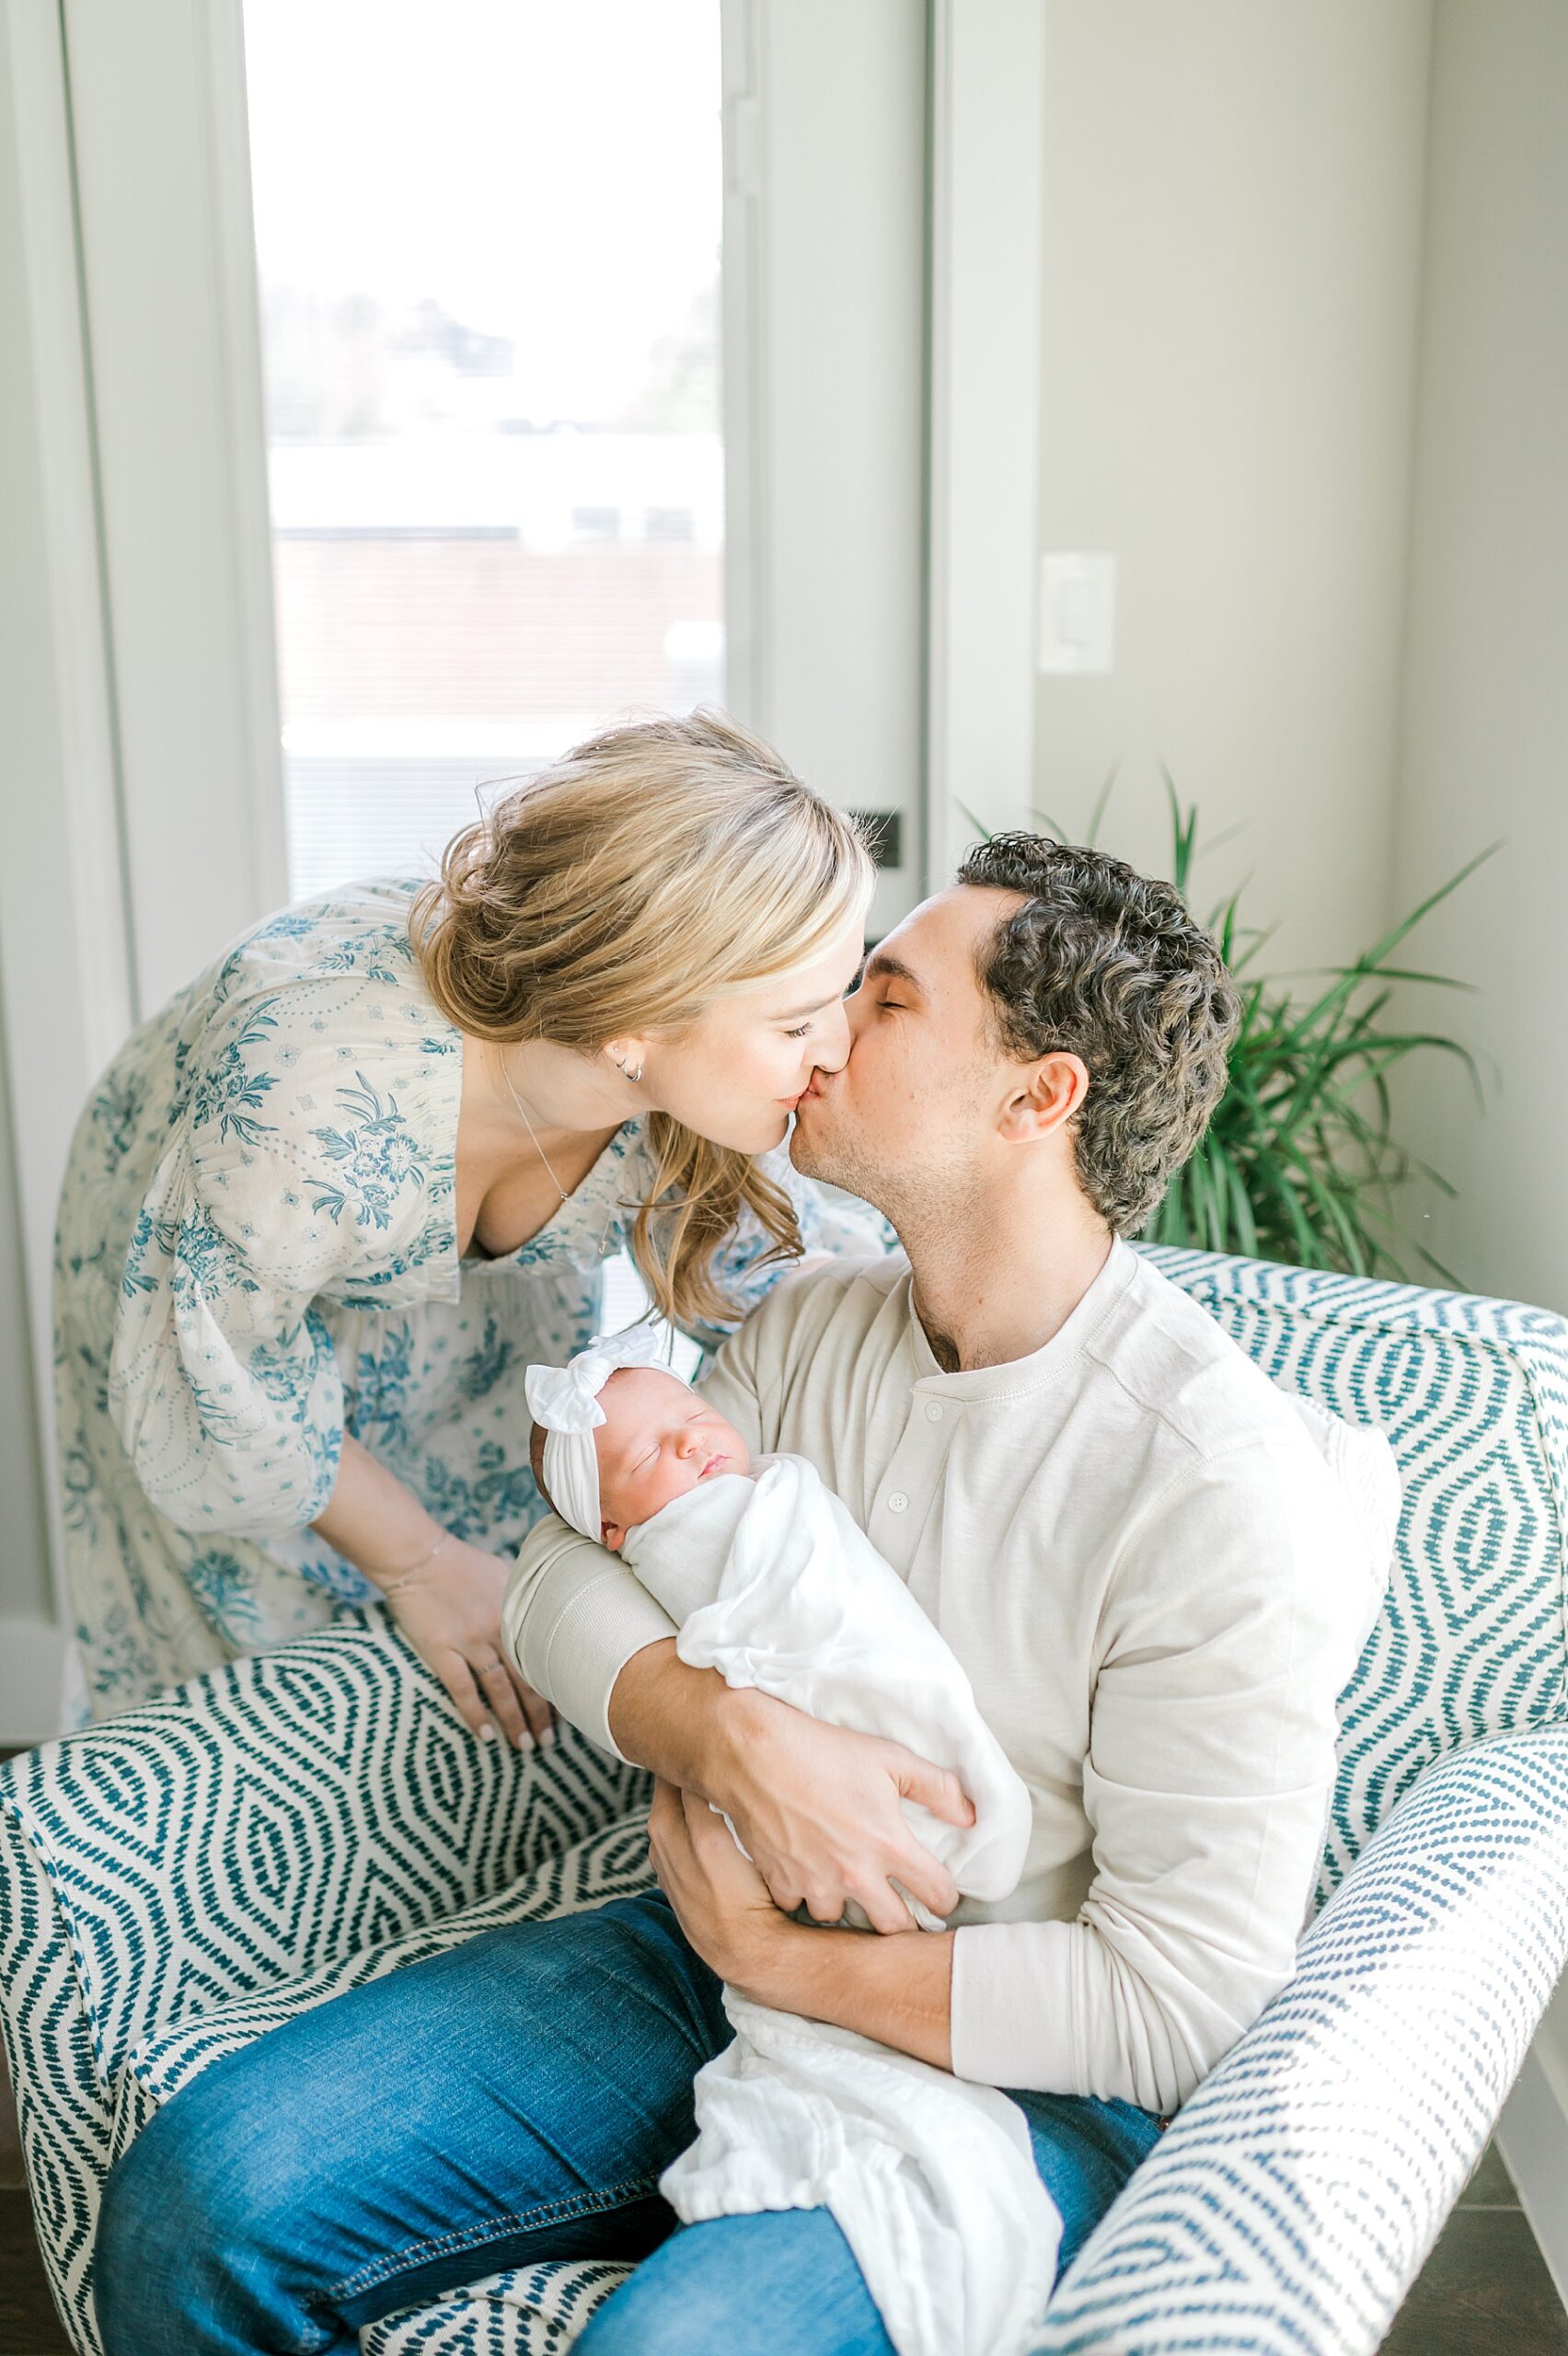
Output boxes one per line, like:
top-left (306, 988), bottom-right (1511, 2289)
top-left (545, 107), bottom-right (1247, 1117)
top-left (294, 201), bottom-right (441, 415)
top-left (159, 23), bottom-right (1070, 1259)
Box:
top-left (410, 710), bottom-right (872, 1333)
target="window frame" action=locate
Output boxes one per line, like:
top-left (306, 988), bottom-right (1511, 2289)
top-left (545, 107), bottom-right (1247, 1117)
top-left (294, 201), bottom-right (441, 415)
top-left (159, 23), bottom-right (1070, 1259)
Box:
top-left (0, 0), bottom-right (1032, 1694)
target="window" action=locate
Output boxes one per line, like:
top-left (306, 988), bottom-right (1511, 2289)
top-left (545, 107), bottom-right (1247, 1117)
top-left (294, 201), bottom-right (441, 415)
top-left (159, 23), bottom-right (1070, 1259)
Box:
top-left (242, 0), bottom-right (726, 899)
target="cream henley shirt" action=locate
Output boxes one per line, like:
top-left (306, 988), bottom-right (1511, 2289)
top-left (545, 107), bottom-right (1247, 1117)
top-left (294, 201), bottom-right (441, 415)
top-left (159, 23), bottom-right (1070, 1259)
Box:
top-left (502, 1239), bottom-right (1387, 2117)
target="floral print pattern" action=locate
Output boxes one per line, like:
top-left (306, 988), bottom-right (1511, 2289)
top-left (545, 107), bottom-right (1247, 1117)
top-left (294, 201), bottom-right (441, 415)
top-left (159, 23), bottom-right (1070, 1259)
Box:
top-left (54, 878), bottom-right (888, 1724)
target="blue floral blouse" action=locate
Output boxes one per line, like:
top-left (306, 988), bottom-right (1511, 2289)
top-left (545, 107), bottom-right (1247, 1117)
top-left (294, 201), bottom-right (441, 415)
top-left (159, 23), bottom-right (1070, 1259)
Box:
top-left (53, 879), bottom-right (886, 1723)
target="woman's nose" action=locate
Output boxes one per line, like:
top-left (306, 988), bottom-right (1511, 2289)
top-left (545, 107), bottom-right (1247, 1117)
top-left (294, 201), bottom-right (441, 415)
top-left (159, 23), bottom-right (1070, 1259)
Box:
top-left (811, 1002), bottom-right (852, 1074)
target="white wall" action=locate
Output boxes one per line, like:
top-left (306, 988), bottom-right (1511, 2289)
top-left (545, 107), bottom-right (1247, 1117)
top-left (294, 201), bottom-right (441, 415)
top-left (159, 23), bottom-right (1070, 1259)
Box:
top-left (0, 13), bottom-right (52, 1653)
top-left (0, 1010), bottom-right (52, 1631)
top-left (1390, 0), bottom-right (1568, 1315)
top-left (1020, 0), bottom-right (1434, 977)
top-left (0, 0), bottom-right (139, 1742)
top-left (0, 1018), bottom-right (62, 1746)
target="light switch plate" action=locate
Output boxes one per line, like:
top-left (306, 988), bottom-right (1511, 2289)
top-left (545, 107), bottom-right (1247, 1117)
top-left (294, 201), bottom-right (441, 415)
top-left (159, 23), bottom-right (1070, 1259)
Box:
top-left (1039, 552), bottom-right (1116, 675)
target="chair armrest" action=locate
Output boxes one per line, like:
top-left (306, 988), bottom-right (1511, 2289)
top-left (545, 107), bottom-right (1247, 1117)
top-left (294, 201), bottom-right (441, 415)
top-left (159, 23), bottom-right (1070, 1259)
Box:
top-left (1033, 1726), bottom-right (1568, 2356)
top-left (0, 1794), bottom-right (107, 2353)
top-left (0, 1620), bottom-right (646, 2356)
top-left (0, 1620), bottom-right (640, 2088)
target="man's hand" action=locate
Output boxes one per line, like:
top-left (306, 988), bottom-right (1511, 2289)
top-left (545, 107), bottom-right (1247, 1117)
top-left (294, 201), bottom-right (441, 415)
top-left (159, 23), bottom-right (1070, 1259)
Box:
top-left (718, 1701), bottom-right (974, 1934)
top-left (649, 1780), bottom-right (800, 1996)
top-left (610, 1643), bottom-right (975, 1936)
top-left (651, 1778), bottom-right (957, 2069)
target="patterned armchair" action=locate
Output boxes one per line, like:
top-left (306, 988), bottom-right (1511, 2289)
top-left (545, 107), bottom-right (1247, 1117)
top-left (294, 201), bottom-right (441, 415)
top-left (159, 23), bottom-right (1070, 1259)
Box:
top-left (4, 1246), bottom-right (1568, 2356)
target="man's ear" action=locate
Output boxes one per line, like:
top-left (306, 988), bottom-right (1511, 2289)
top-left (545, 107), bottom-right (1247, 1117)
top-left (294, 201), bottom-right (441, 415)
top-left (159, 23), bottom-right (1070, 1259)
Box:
top-left (601, 1518), bottom-right (628, 1553)
top-left (997, 1050), bottom-right (1090, 1145)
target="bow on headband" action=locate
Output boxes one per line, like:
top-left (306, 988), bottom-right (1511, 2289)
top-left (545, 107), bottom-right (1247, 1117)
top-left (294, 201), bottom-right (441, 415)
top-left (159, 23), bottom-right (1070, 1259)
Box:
top-left (525, 1324), bottom-right (668, 1540)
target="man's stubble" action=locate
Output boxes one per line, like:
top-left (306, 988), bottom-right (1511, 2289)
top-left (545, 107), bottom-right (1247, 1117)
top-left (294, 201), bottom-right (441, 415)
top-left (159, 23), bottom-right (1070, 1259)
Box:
top-left (790, 1112), bottom-right (986, 1291)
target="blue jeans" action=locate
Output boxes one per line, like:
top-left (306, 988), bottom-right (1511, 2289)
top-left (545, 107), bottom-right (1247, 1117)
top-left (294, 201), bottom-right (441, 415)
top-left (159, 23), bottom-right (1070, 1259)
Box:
top-left (96, 1889), bottom-right (1160, 2356)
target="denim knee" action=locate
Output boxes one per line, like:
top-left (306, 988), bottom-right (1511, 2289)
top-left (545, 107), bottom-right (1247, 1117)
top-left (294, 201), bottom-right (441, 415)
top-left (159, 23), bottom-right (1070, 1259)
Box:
top-left (576, 2265), bottom-right (728, 2356)
top-left (574, 2211), bottom-right (889, 2356)
top-left (96, 2062), bottom-right (308, 2352)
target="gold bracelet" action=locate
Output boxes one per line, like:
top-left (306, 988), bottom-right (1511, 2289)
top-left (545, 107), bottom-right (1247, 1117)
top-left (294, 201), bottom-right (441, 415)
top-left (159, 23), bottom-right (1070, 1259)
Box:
top-left (377, 1532), bottom-right (452, 1599)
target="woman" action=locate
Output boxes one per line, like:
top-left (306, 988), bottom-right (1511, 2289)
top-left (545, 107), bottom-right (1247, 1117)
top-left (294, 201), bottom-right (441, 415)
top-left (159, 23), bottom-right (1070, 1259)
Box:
top-left (54, 710), bottom-right (877, 1736)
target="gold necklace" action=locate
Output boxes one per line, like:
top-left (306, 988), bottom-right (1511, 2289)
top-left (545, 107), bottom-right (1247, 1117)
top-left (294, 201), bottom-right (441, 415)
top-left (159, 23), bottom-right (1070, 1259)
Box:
top-left (497, 1049), bottom-right (571, 1207)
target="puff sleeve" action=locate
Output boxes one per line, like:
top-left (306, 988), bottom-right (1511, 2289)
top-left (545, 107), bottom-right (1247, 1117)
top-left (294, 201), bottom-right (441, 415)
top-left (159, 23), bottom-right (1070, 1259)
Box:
top-left (107, 994), bottom-right (442, 1536)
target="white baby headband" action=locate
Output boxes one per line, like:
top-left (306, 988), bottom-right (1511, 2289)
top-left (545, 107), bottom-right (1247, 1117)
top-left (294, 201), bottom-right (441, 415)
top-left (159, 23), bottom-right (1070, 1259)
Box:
top-left (525, 1325), bottom-right (668, 1541)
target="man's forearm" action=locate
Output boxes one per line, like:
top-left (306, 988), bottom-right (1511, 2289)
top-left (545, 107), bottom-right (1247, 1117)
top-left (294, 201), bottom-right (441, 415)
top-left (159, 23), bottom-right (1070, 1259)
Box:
top-left (739, 1918), bottom-right (956, 2072)
top-left (608, 1639), bottom-right (767, 1799)
top-left (502, 1518), bottom-right (678, 1753)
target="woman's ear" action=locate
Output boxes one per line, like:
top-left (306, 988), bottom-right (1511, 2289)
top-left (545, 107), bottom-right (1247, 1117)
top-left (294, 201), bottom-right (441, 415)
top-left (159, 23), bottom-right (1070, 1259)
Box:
top-left (602, 1036), bottom-right (651, 1089)
top-left (997, 1050), bottom-right (1090, 1146)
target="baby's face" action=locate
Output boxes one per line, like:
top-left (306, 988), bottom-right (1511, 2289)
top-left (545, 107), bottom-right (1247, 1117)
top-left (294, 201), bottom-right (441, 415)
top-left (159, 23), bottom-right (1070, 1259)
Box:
top-left (594, 1368), bottom-right (750, 1552)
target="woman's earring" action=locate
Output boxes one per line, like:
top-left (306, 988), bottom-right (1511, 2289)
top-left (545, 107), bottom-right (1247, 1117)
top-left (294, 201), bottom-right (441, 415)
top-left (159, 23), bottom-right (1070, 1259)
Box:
top-left (613, 1053), bottom-right (644, 1087)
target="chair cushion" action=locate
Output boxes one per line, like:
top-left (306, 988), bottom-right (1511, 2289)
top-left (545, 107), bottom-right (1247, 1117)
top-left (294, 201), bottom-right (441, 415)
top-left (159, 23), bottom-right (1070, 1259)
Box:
top-left (103, 1807), bottom-right (657, 2354)
top-left (364, 2260), bottom-right (632, 2354)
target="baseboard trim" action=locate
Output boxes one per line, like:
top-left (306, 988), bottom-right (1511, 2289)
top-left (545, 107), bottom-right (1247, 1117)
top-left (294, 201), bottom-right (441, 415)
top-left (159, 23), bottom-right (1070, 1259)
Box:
top-left (1497, 2043), bottom-right (1568, 2311)
top-left (0, 1617), bottom-right (66, 1747)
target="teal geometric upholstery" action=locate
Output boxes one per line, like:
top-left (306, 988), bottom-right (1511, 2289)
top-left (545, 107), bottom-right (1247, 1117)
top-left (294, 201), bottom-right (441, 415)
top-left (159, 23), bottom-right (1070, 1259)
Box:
top-left (1034, 1722), bottom-right (1568, 2353)
top-left (0, 1630), bottom-right (652, 2354)
top-left (4, 1245), bottom-right (1568, 2356)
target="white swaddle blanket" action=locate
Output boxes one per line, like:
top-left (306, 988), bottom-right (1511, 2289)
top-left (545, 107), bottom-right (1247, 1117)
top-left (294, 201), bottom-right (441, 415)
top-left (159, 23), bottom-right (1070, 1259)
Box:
top-left (621, 1453), bottom-right (1056, 2356)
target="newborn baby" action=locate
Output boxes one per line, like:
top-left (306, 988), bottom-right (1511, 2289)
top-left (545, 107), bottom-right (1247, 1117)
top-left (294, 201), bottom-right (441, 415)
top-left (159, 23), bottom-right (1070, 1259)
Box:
top-left (523, 1332), bottom-right (1057, 2356)
top-left (526, 1358), bottom-right (752, 1555)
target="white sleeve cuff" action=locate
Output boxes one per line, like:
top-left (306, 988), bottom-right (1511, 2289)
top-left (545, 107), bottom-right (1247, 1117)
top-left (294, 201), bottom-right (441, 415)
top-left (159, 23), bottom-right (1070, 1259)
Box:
top-left (503, 1522), bottom-right (676, 1759)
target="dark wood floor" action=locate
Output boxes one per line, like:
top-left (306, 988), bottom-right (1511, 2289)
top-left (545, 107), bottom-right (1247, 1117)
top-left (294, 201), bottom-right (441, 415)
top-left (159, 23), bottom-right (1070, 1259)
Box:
top-left (2, 2048), bottom-right (1565, 2356)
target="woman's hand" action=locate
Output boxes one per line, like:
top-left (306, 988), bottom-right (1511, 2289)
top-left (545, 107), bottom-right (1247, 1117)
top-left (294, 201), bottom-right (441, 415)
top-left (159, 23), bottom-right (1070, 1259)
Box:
top-left (385, 1540), bottom-right (554, 1750)
top-left (608, 1646), bottom-right (974, 1935)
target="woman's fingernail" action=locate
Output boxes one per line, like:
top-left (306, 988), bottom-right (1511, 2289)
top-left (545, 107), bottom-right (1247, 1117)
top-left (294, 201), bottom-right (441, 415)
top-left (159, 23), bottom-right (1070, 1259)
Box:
top-left (539, 1723), bottom-right (557, 1748)
top-left (516, 1731), bottom-right (536, 1752)
top-left (479, 1723), bottom-right (497, 1742)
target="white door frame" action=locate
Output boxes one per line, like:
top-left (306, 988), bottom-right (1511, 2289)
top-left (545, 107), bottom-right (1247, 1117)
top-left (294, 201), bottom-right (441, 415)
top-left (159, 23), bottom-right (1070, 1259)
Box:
top-left (723, 0), bottom-right (928, 935)
top-left (926, 0), bottom-right (1045, 886)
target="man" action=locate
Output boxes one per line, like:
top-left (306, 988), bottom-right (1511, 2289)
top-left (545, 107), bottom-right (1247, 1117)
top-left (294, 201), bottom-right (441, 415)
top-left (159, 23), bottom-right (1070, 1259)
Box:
top-left (96, 837), bottom-right (1386, 2356)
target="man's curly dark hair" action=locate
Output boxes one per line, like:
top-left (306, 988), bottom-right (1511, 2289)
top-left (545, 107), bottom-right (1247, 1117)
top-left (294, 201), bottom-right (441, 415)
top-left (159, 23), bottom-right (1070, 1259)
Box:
top-left (958, 834), bottom-right (1241, 1234)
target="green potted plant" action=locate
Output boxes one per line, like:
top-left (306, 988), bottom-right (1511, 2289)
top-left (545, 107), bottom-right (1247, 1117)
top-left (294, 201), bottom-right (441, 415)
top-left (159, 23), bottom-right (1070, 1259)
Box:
top-left (960, 781), bottom-right (1492, 1285)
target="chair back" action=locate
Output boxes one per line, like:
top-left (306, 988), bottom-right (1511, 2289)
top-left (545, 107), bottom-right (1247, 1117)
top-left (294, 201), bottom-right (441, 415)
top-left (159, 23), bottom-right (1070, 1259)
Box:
top-left (1145, 1246), bottom-right (1568, 1900)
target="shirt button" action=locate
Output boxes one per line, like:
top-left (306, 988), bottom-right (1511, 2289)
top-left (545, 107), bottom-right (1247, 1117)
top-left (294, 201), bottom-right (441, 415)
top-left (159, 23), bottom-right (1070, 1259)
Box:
top-left (887, 1491), bottom-right (909, 1513)
top-left (925, 1402), bottom-right (944, 1423)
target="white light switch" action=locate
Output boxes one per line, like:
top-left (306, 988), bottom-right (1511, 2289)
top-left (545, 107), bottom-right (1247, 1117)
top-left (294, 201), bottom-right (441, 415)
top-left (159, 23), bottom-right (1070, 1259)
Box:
top-left (1039, 552), bottom-right (1116, 675)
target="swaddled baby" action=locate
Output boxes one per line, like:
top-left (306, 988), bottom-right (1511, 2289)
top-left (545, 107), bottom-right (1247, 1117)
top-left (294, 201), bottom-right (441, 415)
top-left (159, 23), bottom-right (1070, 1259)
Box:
top-left (525, 1337), bottom-right (1034, 1919)
top-left (524, 1332), bottom-right (1059, 2356)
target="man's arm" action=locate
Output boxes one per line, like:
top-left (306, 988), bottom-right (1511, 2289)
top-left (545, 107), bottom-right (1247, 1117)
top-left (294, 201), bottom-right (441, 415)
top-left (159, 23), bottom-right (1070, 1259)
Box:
top-left (501, 1511), bottom-right (681, 1759)
top-left (941, 1441), bottom-right (1367, 2113)
top-left (650, 1778), bottom-right (957, 2062)
top-left (653, 1437), bottom-right (1369, 2117)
